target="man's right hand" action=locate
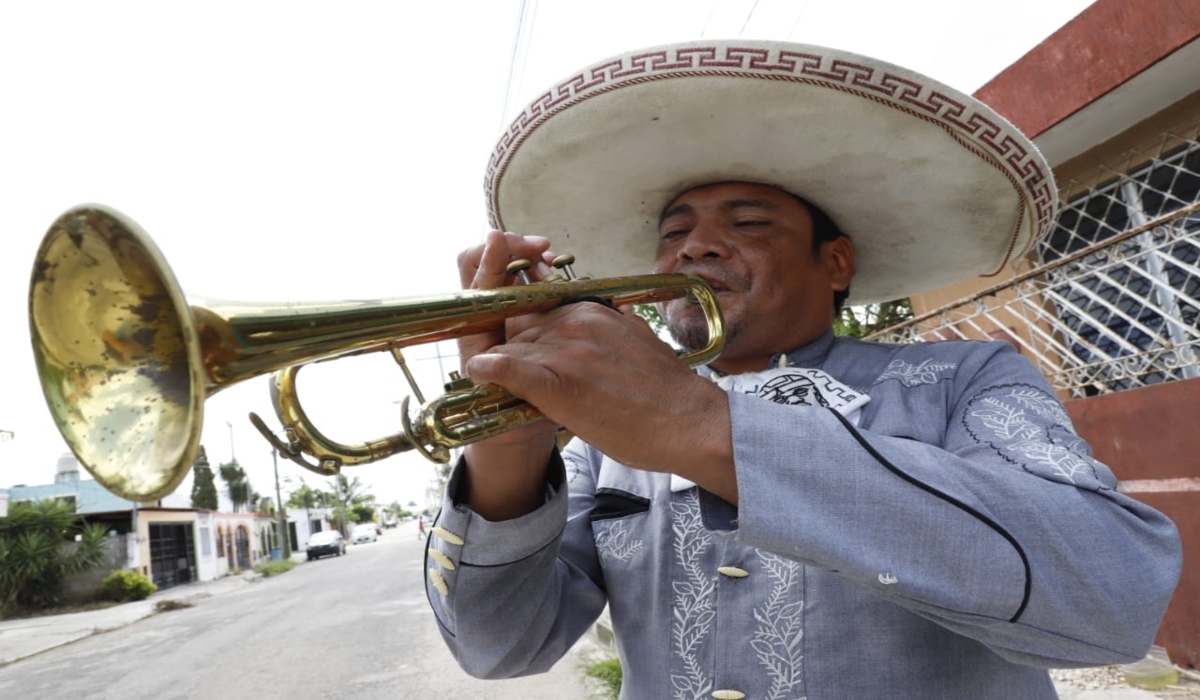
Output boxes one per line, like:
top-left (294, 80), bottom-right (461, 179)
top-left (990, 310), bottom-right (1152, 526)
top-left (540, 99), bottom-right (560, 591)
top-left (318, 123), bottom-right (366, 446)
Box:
top-left (454, 229), bottom-right (561, 521)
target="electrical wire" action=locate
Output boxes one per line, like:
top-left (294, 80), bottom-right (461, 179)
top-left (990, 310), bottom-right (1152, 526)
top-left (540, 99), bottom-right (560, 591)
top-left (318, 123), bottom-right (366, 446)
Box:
top-left (498, 0), bottom-right (539, 133)
top-left (737, 0), bottom-right (761, 37)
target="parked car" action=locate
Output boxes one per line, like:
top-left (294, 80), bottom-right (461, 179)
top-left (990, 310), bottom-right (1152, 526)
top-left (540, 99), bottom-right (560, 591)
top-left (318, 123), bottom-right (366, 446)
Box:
top-left (352, 523), bottom-right (378, 544)
top-left (306, 530), bottom-right (346, 560)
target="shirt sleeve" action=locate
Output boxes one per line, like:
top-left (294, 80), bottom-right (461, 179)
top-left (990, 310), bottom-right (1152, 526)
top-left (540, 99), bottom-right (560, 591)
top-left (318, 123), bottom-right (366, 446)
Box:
top-left (425, 446), bottom-right (608, 679)
top-left (702, 341), bottom-right (1182, 668)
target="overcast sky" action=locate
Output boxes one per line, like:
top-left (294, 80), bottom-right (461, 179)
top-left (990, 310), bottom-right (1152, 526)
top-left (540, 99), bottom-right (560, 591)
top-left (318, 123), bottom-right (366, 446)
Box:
top-left (0, 0), bottom-right (1096, 508)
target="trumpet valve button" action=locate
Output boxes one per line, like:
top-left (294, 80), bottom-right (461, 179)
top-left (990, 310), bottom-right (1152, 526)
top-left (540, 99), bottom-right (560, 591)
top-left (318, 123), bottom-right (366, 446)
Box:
top-left (506, 258), bottom-right (533, 285)
top-left (551, 254), bottom-right (577, 280)
top-left (444, 371), bottom-right (474, 392)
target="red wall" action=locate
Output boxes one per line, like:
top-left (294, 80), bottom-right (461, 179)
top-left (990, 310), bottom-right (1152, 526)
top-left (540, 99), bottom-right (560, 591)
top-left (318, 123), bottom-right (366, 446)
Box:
top-left (1066, 377), bottom-right (1200, 666)
top-left (974, 0), bottom-right (1200, 138)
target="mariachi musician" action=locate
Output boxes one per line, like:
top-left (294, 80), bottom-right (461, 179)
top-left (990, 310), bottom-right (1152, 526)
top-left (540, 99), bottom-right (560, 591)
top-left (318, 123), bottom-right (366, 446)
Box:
top-left (423, 40), bottom-right (1181, 699)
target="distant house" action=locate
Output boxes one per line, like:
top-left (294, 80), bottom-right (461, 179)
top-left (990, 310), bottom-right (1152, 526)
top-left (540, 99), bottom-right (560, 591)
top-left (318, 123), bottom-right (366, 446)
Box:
top-left (1, 453), bottom-right (331, 591)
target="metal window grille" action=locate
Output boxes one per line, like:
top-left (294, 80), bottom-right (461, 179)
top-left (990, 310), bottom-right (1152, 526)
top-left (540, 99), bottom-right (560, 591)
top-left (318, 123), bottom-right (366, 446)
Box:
top-left (868, 116), bottom-right (1200, 398)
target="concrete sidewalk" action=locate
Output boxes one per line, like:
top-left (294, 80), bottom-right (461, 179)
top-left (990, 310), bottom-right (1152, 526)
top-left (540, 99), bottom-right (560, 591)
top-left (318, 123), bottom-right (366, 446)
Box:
top-left (0, 567), bottom-right (265, 666)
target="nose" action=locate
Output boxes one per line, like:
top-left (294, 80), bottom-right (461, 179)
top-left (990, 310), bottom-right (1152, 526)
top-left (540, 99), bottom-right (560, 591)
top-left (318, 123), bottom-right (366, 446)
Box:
top-left (678, 220), bottom-right (732, 262)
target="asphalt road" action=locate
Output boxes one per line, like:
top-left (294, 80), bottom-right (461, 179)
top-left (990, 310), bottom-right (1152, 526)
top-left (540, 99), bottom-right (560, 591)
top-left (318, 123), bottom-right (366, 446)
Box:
top-left (0, 524), bottom-right (599, 700)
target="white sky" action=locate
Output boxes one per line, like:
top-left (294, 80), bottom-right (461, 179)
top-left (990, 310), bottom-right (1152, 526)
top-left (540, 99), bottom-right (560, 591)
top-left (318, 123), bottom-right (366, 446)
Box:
top-left (0, 0), bottom-right (1096, 508)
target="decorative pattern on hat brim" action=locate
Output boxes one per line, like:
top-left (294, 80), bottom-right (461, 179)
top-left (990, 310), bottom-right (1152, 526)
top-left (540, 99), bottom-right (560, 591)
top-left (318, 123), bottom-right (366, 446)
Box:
top-left (486, 41), bottom-right (1056, 305)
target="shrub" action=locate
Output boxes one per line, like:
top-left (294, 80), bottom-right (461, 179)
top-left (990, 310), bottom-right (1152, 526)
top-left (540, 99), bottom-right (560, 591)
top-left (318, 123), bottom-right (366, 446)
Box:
top-left (100, 570), bottom-right (157, 602)
top-left (0, 499), bottom-right (111, 614)
top-left (253, 559), bottom-right (295, 577)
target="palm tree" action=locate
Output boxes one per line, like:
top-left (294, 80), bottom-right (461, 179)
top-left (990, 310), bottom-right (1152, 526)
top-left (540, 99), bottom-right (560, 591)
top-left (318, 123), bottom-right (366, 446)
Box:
top-left (286, 483), bottom-right (323, 531)
top-left (218, 461), bottom-right (252, 512)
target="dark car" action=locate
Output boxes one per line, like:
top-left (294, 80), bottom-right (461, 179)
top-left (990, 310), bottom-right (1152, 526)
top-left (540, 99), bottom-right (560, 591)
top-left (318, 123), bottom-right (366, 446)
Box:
top-left (306, 530), bottom-right (346, 560)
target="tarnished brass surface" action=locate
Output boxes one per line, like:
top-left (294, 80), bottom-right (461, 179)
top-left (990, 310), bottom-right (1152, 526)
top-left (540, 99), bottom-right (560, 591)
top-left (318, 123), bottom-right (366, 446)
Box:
top-left (30, 206), bottom-right (204, 501)
top-left (29, 205), bottom-right (725, 501)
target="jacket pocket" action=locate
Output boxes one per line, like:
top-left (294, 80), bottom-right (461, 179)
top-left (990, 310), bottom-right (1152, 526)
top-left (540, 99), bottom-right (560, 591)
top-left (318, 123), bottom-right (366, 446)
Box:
top-left (590, 487), bottom-right (651, 522)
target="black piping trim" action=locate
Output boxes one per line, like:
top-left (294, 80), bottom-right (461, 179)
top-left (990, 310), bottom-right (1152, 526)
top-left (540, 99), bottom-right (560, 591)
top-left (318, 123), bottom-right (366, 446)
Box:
top-left (828, 408), bottom-right (1032, 622)
top-left (458, 523), bottom-right (566, 569)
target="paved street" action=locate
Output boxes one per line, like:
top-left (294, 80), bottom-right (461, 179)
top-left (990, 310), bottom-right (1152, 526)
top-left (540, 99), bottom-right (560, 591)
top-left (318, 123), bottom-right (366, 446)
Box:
top-left (0, 524), bottom-right (599, 700)
top-left (1, 521), bottom-right (1192, 699)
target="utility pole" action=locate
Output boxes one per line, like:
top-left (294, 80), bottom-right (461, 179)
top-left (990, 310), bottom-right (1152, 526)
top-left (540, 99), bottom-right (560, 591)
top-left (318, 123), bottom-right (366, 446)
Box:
top-left (272, 448), bottom-right (288, 560)
top-left (226, 421), bottom-right (236, 462)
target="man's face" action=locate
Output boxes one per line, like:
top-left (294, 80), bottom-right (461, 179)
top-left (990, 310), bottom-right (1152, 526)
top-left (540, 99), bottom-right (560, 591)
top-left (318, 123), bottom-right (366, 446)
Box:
top-left (653, 182), bottom-right (853, 374)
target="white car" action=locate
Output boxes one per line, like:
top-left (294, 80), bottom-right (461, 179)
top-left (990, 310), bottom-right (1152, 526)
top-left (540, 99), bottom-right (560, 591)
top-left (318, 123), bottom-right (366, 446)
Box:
top-left (352, 524), bottom-right (378, 544)
top-left (306, 530), bottom-right (346, 560)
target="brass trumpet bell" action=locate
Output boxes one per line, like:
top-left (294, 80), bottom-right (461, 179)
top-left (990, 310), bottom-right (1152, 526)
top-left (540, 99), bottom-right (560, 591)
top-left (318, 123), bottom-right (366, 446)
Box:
top-left (29, 206), bottom-right (725, 502)
top-left (30, 206), bottom-right (206, 502)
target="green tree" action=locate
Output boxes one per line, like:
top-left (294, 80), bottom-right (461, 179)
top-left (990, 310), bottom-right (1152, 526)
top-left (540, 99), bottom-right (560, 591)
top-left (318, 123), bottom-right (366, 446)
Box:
top-left (350, 503), bottom-right (376, 524)
top-left (632, 304), bottom-right (666, 335)
top-left (254, 495), bottom-right (276, 516)
top-left (326, 474), bottom-right (378, 533)
top-left (287, 482), bottom-right (324, 528)
top-left (834, 299), bottom-right (913, 339)
top-left (218, 460), bottom-right (252, 512)
top-left (190, 446), bottom-right (218, 510)
top-left (0, 499), bottom-right (110, 613)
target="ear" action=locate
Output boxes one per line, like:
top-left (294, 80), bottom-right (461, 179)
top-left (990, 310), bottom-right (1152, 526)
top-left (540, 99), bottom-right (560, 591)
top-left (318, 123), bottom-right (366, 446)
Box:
top-left (823, 236), bottom-right (855, 292)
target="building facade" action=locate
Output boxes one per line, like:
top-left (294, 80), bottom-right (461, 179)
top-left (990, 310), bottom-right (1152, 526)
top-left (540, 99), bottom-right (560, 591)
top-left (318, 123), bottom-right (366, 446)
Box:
top-left (879, 0), bottom-right (1200, 665)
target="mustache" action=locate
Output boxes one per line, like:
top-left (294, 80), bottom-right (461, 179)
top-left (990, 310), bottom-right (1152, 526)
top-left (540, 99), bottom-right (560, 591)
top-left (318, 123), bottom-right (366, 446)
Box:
top-left (674, 263), bottom-right (749, 293)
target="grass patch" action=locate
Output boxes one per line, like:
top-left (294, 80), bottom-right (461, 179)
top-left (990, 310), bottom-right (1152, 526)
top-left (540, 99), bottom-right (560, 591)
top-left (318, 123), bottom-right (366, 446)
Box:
top-left (580, 653), bottom-right (622, 700)
top-left (253, 559), bottom-right (296, 577)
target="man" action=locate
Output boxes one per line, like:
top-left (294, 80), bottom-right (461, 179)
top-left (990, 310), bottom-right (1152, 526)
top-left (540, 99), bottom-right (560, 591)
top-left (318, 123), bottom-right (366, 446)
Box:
top-left (424, 41), bottom-right (1181, 699)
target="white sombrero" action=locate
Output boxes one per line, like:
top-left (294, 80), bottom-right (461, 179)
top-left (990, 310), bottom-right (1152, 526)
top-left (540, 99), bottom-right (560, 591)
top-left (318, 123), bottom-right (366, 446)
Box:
top-left (485, 40), bottom-right (1057, 305)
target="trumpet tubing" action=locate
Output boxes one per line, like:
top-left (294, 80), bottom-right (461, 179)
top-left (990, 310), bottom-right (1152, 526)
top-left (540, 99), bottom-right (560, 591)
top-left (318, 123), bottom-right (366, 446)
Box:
top-left (28, 205), bottom-right (724, 502)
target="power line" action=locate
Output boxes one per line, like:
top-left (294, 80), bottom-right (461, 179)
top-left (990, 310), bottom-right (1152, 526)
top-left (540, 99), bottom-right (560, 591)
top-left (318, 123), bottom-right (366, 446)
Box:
top-left (786, 0), bottom-right (811, 41)
top-left (699, 0), bottom-right (720, 38)
top-left (499, 0), bottom-right (539, 132)
top-left (738, 0), bottom-right (762, 37)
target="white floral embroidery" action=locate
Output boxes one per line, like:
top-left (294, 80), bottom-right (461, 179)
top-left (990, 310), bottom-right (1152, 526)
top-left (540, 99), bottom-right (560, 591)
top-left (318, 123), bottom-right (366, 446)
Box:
top-left (875, 358), bottom-right (958, 387)
top-left (752, 552), bottom-right (805, 700)
top-left (964, 384), bottom-right (1112, 490)
top-left (1004, 387), bottom-right (1077, 433)
top-left (595, 520), bottom-right (644, 568)
top-left (564, 455), bottom-right (584, 484)
top-left (671, 490), bottom-right (715, 700)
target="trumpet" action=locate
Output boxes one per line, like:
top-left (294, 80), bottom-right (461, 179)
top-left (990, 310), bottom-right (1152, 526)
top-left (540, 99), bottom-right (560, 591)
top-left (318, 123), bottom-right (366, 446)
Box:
top-left (29, 205), bottom-right (724, 502)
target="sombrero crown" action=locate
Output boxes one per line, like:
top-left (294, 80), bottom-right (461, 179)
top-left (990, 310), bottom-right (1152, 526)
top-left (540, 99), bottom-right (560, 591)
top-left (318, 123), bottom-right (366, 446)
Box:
top-left (486, 40), bottom-right (1056, 304)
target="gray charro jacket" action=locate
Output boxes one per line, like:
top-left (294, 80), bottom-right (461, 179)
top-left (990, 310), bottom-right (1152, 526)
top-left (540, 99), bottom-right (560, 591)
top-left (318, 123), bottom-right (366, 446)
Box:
top-left (425, 332), bottom-right (1181, 700)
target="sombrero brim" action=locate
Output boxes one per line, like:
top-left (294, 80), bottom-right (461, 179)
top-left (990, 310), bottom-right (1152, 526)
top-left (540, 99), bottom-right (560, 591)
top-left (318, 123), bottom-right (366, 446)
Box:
top-left (486, 40), bottom-right (1056, 305)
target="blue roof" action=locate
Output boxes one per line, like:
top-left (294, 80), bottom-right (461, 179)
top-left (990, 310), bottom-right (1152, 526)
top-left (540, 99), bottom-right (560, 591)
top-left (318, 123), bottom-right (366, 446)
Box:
top-left (1, 480), bottom-right (141, 514)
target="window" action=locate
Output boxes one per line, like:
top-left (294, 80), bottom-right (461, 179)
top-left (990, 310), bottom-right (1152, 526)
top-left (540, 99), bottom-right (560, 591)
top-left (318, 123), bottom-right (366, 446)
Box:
top-left (1041, 139), bottom-right (1200, 394)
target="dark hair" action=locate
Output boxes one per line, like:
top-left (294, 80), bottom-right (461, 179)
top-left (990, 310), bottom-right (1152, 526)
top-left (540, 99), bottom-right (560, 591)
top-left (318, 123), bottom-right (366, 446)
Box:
top-left (783, 191), bottom-right (851, 315)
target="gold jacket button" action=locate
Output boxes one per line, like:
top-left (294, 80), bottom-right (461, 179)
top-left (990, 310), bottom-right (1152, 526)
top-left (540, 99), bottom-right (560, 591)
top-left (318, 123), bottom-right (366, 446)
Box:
top-left (431, 526), bottom-right (464, 545)
top-left (717, 566), bottom-right (749, 578)
top-left (712, 690), bottom-right (746, 699)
